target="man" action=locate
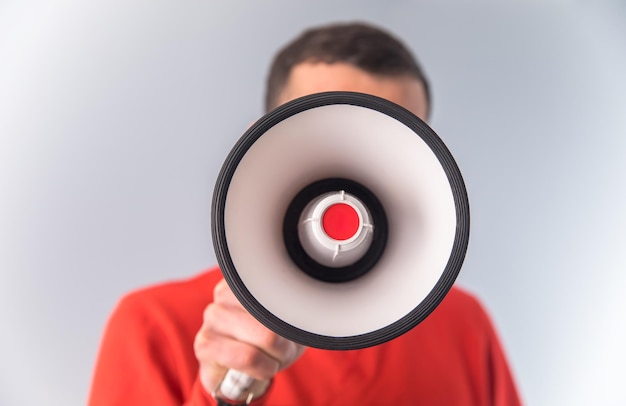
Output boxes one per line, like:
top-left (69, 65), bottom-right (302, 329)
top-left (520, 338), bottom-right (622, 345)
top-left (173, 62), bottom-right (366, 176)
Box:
top-left (89, 22), bottom-right (521, 405)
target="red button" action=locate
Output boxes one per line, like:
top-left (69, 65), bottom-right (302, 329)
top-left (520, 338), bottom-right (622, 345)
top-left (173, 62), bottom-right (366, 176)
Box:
top-left (322, 203), bottom-right (360, 241)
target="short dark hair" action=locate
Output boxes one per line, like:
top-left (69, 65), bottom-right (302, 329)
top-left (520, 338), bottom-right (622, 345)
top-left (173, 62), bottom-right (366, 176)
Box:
top-left (264, 21), bottom-right (431, 114)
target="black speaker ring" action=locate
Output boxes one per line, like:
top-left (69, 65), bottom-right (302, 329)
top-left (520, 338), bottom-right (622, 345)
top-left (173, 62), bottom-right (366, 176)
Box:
top-left (282, 177), bottom-right (388, 283)
top-left (212, 91), bottom-right (470, 350)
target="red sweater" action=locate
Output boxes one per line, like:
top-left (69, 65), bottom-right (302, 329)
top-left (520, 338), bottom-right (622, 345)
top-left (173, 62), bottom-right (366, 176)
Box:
top-left (88, 268), bottom-right (521, 405)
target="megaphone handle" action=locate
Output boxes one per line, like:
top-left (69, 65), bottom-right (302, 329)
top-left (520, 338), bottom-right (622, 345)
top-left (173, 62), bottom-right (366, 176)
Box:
top-left (216, 369), bottom-right (256, 404)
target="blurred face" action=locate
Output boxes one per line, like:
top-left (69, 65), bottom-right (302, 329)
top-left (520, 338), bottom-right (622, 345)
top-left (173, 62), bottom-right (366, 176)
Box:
top-left (276, 62), bottom-right (429, 121)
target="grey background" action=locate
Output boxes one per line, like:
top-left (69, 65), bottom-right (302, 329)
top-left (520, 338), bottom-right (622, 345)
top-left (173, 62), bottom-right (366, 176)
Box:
top-left (1, 1), bottom-right (625, 405)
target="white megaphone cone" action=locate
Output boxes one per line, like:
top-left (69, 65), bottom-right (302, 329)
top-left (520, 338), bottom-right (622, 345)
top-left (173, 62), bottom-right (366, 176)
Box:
top-left (211, 91), bottom-right (470, 403)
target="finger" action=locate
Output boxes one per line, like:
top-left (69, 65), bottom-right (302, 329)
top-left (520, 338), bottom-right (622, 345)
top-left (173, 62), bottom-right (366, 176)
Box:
top-left (213, 278), bottom-right (246, 308)
top-left (203, 302), bottom-right (292, 361)
top-left (195, 330), bottom-right (280, 381)
top-left (208, 279), bottom-right (306, 368)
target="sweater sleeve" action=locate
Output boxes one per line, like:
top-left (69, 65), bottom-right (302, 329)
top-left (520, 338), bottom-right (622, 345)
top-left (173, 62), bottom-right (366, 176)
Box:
top-left (488, 329), bottom-right (523, 405)
top-left (478, 301), bottom-right (523, 406)
top-left (88, 292), bottom-right (216, 406)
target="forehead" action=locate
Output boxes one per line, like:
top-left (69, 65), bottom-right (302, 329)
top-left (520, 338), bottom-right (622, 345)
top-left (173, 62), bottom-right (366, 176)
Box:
top-left (278, 62), bottom-right (429, 120)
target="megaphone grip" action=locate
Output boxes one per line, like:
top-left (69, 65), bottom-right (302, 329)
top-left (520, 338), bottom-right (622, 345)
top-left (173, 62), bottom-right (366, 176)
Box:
top-left (216, 369), bottom-right (255, 404)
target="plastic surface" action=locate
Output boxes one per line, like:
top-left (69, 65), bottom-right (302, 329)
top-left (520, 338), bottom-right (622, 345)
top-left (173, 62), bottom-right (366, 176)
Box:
top-left (211, 91), bottom-right (469, 349)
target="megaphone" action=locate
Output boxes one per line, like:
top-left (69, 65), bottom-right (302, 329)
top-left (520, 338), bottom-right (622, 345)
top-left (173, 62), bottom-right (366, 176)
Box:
top-left (211, 91), bottom-right (469, 401)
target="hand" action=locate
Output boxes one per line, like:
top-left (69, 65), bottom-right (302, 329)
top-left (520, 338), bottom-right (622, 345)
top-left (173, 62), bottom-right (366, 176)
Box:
top-left (194, 278), bottom-right (305, 399)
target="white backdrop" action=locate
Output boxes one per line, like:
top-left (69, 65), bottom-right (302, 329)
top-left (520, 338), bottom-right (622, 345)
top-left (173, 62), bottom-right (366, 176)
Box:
top-left (1, 1), bottom-right (625, 405)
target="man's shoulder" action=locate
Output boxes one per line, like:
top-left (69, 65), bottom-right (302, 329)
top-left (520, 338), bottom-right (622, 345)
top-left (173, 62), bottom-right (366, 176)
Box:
top-left (426, 285), bottom-right (496, 333)
top-left (123, 267), bottom-right (222, 304)
top-left (444, 285), bottom-right (484, 310)
top-left (111, 267), bottom-right (222, 328)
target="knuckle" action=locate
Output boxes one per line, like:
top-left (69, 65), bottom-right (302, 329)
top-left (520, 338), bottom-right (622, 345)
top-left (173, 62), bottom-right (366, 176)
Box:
top-left (202, 303), bottom-right (221, 325)
top-left (256, 329), bottom-right (282, 351)
top-left (213, 279), bottom-right (230, 301)
top-left (234, 345), bottom-right (263, 368)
